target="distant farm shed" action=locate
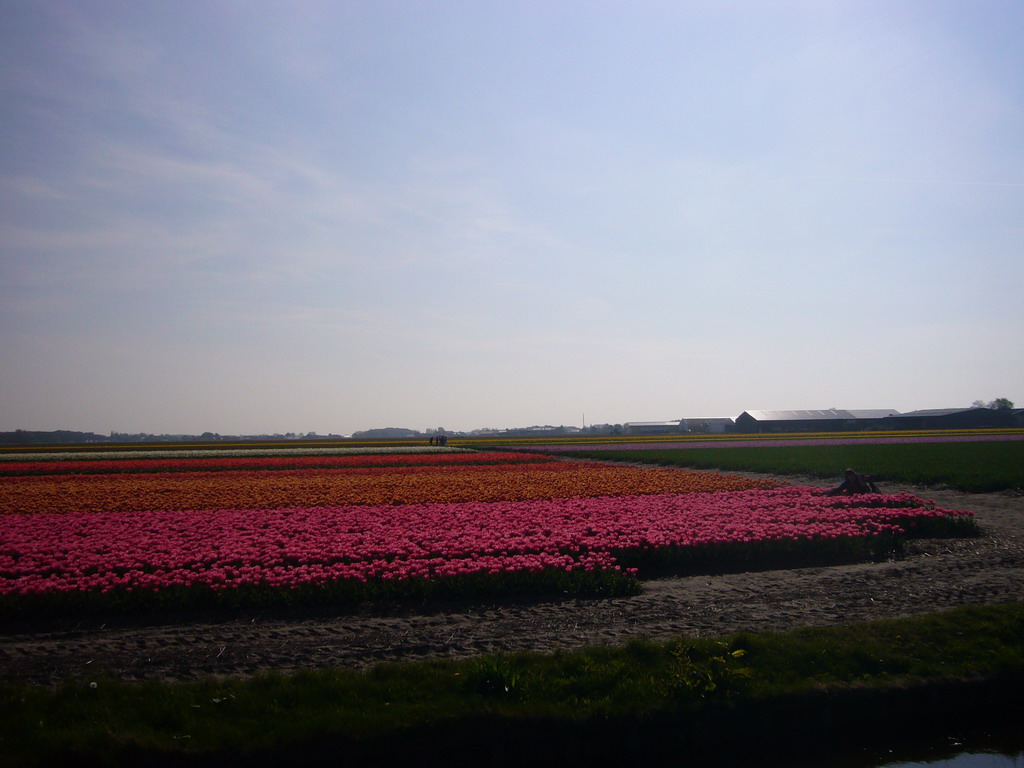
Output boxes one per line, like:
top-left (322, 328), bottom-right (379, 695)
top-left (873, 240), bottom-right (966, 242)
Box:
top-left (735, 409), bottom-right (899, 433)
top-left (624, 420), bottom-right (685, 435)
top-left (681, 417), bottom-right (735, 434)
top-left (882, 408), bottom-right (1015, 430)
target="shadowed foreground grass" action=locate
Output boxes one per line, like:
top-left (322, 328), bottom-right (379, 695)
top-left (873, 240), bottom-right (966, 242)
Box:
top-left (2, 603), bottom-right (1023, 767)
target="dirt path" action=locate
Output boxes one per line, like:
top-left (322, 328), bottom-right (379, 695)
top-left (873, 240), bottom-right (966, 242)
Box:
top-left (2, 477), bottom-right (1021, 685)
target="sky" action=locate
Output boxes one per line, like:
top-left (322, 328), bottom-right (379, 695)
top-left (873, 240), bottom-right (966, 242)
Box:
top-left (1, 1), bottom-right (1022, 436)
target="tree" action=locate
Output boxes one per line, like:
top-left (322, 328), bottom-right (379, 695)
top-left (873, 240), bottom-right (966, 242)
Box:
top-left (973, 398), bottom-right (1015, 410)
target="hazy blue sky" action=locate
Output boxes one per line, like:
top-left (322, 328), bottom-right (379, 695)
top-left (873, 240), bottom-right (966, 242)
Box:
top-left (2, 1), bottom-right (1021, 435)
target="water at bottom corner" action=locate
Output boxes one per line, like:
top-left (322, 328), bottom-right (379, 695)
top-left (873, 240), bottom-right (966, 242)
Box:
top-left (878, 747), bottom-right (1023, 768)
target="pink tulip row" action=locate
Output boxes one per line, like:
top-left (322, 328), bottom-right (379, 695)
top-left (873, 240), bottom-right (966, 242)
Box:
top-left (0, 487), bottom-right (970, 598)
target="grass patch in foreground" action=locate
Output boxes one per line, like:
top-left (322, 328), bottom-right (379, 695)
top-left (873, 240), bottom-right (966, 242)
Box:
top-left (560, 440), bottom-right (1024, 492)
top-left (3, 603), bottom-right (1023, 767)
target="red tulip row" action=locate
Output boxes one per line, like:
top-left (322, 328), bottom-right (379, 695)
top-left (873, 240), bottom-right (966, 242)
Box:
top-left (0, 450), bottom-right (553, 476)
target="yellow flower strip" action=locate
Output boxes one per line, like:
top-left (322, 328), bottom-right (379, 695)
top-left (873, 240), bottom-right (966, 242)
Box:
top-left (0, 462), bottom-right (782, 515)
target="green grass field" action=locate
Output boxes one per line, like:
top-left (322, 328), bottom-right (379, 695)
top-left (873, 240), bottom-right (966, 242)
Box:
top-left (3, 603), bottom-right (1022, 767)
top-left (557, 440), bottom-right (1024, 493)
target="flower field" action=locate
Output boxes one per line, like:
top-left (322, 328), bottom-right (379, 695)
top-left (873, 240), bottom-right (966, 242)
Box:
top-left (0, 459), bottom-right (781, 515)
top-left (0, 448), bottom-right (976, 616)
top-left (0, 450), bottom-right (550, 476)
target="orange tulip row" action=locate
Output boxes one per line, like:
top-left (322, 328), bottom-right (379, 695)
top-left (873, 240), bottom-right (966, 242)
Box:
top-left (0, 461), bottom-right (781, 515)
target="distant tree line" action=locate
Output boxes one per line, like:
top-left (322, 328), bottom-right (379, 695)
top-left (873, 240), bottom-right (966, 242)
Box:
top-left (350, 428), bottom-right (422, 439)
top-left (5, 401), bottom-right (1016, 446)
top-left (0, 430), bottom-right (345, 445)
top-left (0, 429), bottom-right (111, 445)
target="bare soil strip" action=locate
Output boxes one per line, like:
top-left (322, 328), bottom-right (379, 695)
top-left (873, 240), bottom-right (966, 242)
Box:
top-left (2, 476), bottom-right (1021, 686)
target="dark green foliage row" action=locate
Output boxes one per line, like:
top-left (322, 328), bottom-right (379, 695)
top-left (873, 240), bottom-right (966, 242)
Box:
top-left (560, 440), bottom-right (1024, 492)
top-left (3, 603), bottom-right (1022, 767)
top-left (612, 514), bottom-right (977, 579)
top-left (0, 567), bottom-right (641, 622)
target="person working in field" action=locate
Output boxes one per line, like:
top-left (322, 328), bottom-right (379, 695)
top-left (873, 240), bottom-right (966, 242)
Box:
top-left (825, 468), bottom-right (880, 495)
